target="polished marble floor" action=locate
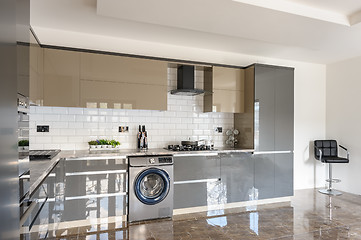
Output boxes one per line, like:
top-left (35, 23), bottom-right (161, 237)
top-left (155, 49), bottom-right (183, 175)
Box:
top-left (36, 188), bottom-right (361, 239)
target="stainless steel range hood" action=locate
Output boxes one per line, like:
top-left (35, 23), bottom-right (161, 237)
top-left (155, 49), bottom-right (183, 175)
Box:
top-left (170, 65), bottom-right (205, 96)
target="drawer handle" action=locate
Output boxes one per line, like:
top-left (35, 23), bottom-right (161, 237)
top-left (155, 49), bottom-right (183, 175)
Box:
top-left (174, 178), bottom-right (220, 185)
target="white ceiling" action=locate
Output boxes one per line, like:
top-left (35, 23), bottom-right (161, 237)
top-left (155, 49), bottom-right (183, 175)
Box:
top-left (31, 0), bottom-right (361, 64)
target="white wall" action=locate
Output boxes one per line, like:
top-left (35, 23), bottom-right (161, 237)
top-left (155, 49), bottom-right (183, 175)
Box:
top-left (326, 56), bottom-right (361, 195)
top-left (36, 31), bottom-right (327, 190)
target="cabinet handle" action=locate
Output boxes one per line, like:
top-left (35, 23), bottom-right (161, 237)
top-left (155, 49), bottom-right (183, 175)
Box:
top-left (174, 178), bottom-right (219, 185)
top-left (253, 151), bottom-right (292, 155)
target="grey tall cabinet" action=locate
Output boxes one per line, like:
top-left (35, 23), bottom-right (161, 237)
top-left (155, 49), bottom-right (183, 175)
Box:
top-left (253, 64), bottom-right (294, 199)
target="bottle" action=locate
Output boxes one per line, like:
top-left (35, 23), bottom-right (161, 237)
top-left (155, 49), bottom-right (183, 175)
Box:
top-left (137, 125), bottom-right (141, 149)
top-left (142, 125), bottom-right (148, 149)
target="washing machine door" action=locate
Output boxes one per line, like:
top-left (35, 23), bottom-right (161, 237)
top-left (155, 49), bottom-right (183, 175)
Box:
top-left (134, 168), bottom-right (170, 205)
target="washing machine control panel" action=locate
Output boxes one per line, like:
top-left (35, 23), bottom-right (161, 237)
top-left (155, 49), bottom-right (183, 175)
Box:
top-left (158, 156), bottom-right (173, 164)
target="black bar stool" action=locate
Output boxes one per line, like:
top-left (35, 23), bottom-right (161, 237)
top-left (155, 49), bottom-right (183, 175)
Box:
top-left (314, 140), bottom-right (349, 196)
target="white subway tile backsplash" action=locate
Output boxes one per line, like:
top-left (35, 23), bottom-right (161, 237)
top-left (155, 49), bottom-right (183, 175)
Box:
top-left (60, 143), bottom-right (76, 150)
top-left (68, 108), bottom-right (84, 115)
top-left (52, 136), bottom-right (68, 144)
top-left (61, 115), bottom-right (76, 122)
top-left (30, 143), bottom-right (44, 150)
top-left (84, 108), bottom-right (99, 115)
top-left (35, 106), bottom-right (52, 114)
top-left (52, 107), bottom-right (68, 114)
top-left (43, 114), bottom-right (60, 121)
top-left (52, 122), bottom-right (68, 128)
top-left (60, 129), bottom-right (75, 136)
top-left (43, 143), bottom-right (61, 149)
top-left (34, 136), bottom-right (52, 144)
top-left (68, 122), bottom-right (84, 129)
top-left (84, 122), bottom-right (98, 128)
top-left (68, 136), bottom-right (84, 143)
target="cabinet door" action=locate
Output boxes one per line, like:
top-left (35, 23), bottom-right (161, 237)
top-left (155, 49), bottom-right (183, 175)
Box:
top-left (220, 153), bottom-right (254, 203)
top-left (275, 68), bottom-right (294, 151)
top-left (255, 65), bottom-right (276, 151)
top-left (174, 155), bottom-right (220, 181)
top-left (174, 182), bottom-right (208, 209)
top-left (211, 67), bottom-right (244, 113)
top-left (43, 48), bottom-right (80, 107)
top-left (253, 153), bottom-right (275, 200)
top-left (213, 67), bottom-right (243, 91)
top-left (213, 89), bottom-right (244, 113)
top-left (274, 153), bottom-right (293, 197)
top-left (80, 80), bottom-right (167, 110)
top-left (174, 155), bottom-right (221, 209)
top-left (80, 52), bottom-right (167, 86)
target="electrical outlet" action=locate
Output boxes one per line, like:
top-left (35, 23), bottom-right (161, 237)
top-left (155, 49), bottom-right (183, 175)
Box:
top-left (215, 127), bottom-right (222, 133)
top-left (37, 125), bottom-right (49, 132)
top-left (119, 126), bottom-right (129, 132)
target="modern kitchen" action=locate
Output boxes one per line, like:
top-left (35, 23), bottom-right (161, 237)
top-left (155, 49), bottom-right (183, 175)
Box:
top-left (3, 0), bottom-right (361, 240)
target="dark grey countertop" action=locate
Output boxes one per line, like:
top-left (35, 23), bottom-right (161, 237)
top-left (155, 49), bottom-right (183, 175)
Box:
top-left (29, 147), bottom-right (254, 197)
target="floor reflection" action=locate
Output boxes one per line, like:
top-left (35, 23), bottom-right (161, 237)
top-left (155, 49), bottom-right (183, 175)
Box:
top-left (26, 188), bottom-right (361, 239)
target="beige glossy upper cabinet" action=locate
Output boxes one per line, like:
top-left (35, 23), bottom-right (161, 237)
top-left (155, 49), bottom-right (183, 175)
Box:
top-left (29, 32), bottom-right (43, 106)
top-left (80, 52), bottom-right (167, 110)
top-left (205, 66), bottom-right (245, 113)
top-left (43, 48), bottom-right (80, 107)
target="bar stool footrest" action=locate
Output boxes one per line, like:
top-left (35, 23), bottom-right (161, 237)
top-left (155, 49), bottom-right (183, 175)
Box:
top-left (318, 189), bottom-right (342, 196)
top-left (326, 178), bottom-right (341, 183)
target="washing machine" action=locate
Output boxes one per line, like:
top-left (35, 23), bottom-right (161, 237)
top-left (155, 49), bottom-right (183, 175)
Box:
top-left (128, 155), bottom-right (173, 222)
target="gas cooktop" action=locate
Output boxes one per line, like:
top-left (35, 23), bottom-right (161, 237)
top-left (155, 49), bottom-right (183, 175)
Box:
top-left (166, 145), bottom-right (215, 152)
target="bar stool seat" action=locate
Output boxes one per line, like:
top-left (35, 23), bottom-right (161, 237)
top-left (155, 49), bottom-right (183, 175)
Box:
top-left (314, 140), bottom-right (349, 196)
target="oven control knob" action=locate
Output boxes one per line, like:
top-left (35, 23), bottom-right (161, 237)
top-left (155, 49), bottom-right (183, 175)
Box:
top-left (149, 158), bottom-right (155, 164)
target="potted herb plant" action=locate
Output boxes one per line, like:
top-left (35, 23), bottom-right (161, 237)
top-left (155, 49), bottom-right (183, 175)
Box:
top-left (110, 140), bottom-right (120, 148)
top-left (88, 140), bottom-right (98, 149)
top-left (18, 140), bottom-right (29, 152)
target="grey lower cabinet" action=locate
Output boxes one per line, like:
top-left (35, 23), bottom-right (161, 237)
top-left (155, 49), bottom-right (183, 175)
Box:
top-left (173, 155), bottom-right (221, 209)
top-left (253, 153), bottom-right (275, 200)
top-left (62, 158), bottom-right (127, 222)
top-left (28, 157), bottom-right (128, 236)
top-left (174, 152), bottom-right (293, 210)
top-left (274, 153), bottom-right (294, 197)
top-left (254, 152), bottom-right (294, 200)
top-left (220, 152), bottom-right (254, 203)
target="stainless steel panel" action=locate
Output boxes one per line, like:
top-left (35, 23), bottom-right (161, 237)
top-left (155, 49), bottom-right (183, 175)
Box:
top-left (0, 0), bottom-right (21, 238)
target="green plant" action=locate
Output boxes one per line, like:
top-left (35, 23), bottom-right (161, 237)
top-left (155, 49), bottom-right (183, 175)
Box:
top-left (110, 140), bottom-right (120, 147)
top-left (97, 139), bottom-right (109, 145)
top-left (88, 140), bottom-right (98, 146)
top-left (18, 140), bottom-right (29, 147)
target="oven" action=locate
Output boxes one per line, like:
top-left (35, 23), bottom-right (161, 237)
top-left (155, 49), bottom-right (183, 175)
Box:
top-left (18, 93), bottom-right (30, 205)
